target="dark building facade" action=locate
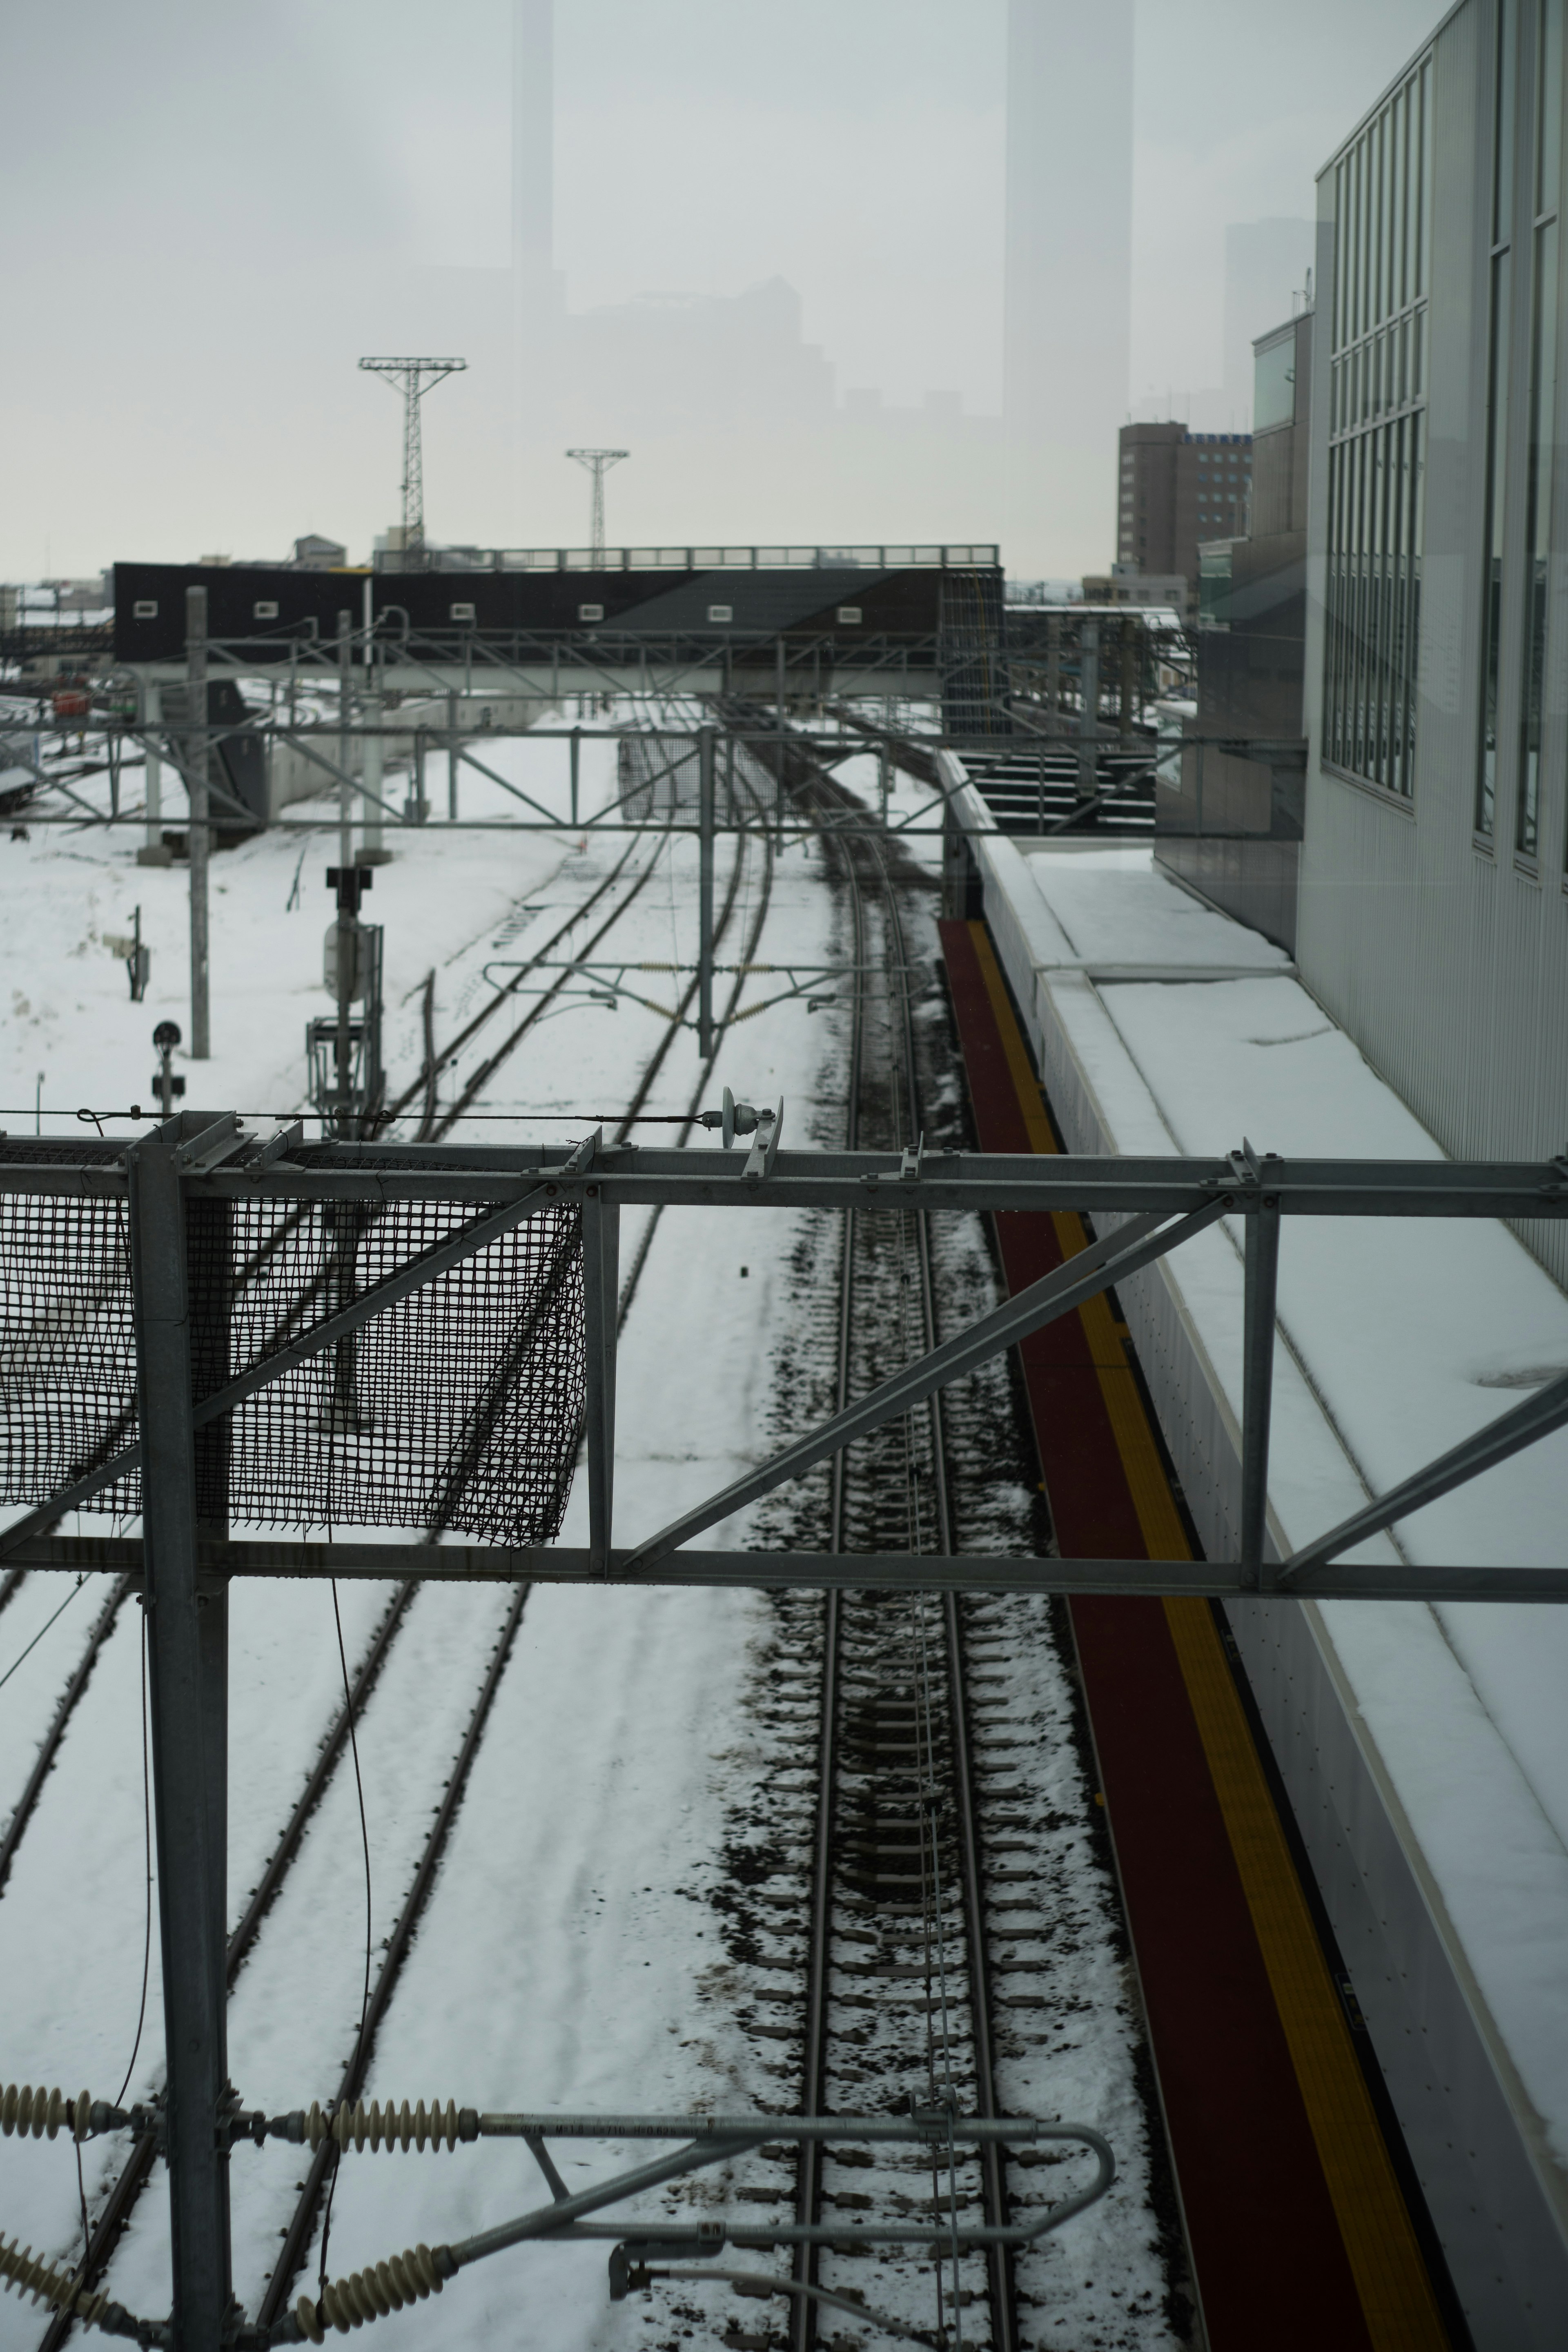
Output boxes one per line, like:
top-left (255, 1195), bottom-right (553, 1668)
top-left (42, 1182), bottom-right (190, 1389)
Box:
top-left (1154, 309), bottom-right (1311, 953)
top-left (1117, 421), bottom-right (1254, 620)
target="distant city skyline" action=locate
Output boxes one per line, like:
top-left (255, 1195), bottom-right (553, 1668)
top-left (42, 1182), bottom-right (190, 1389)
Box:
top-left (0, 0), bottom-right (1439, 580)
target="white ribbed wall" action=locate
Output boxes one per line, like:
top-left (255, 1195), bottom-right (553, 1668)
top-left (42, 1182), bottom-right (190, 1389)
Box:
top-left (1298, 0), bottom-right (1568, 1292)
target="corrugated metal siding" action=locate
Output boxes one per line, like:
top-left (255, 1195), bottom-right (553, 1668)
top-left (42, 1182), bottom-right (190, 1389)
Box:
top-left (1298, 0), bottom-right (1568, 1291)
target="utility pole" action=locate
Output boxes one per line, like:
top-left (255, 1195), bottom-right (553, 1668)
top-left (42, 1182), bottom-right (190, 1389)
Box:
top-left (697, 724), bottom-right (715, 1060)
top-left (139, 676), bottom-right (172, 866)
top-left (565, 448), bottom-right (628, 557)
top-left (185, 588), bottom-right (210, 1057)
top-left (1077, 615), bottom-right (1100, 802)
top-left (358, 357), bottom-right (467, 568)
top-left (359, 575), bottom-right (388, 864)
top-left (128, 1125), bottom-right (232, 2348)
top-left (336, 611), bottom-right (354, 1134)
top-left (448, 692), bottom-right (459, 820)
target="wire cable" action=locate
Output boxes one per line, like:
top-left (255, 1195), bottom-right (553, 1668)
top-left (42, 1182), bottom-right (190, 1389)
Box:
top-left (0, 1575), bottom-right (85, 1693)
top-left (318, 1579), bottom-right (373, 2301)
top-left (113, 1610), bottom-right (153, 2110)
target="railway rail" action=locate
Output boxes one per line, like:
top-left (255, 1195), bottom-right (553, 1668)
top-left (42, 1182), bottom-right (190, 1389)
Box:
top-left (249, 729), bottom-right (778, 2325)
top-left (684, 715), bottom-right (1029, 2352)
top-left (800, 752), bottom-right (1018, 2352)
top-left (21, 722), bottom-right (784, 2343)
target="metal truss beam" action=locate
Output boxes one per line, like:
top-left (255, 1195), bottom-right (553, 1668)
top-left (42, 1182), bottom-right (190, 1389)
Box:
top-left (621, 1202), bottom-right (1224, 1568)
top-left (9, 1141), bottom-right (1567, 1221)
top-left (4, 1131), bottom-right (1566, 1599)
top-left (1274, 1364), bottom-right (1568, 1589)
top-left (13, 1539), bottom-right (1568, 1603)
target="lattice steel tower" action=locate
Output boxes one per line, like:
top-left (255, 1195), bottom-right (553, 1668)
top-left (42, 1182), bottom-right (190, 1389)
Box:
top-left (359, 356), bottom-right (468, 564)
top-left (566, 448), bottom-right (628, 557)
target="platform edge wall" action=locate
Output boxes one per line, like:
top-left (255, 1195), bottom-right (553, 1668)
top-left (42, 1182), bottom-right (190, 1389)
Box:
top-left (940, 755), bottom-right (1568, 2346)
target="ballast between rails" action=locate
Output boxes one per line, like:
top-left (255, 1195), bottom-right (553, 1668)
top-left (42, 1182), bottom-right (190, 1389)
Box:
top-left (775, 715), bottom-right (1021, 2349)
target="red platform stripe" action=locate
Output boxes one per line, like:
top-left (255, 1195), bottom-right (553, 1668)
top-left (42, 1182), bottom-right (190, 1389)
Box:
top-left (940, 914), bottom-right (1381, 2351)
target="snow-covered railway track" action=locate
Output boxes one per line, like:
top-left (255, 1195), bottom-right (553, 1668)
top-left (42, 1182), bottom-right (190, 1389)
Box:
top-left (685, 720), bottom-right (1025, 2352)
top-left (693, 731), bottom-right (1190, 2352)
top-left (29, 757), bottom-right (783, 2345)
top-left (2, 839), bottom-right (670, 1958)
top-left (791, 804), bottom-right (1018, 2352)
top-left (6, 800), bottom-right (719, 1886)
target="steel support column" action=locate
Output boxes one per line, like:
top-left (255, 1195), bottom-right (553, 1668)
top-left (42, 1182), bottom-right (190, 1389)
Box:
top-left (185, 589), bottom-right (211, 1057)
top-left (697, 724), bottom-right (715, 1059)
top-left (139, 677), bottom-right (172, 867)
top-left (1240, 1174), bottom-right (1282, 1583)
top-left (359, 660), bottom-right (385, 863)
top-left (448, 690), bottom-right (459, 818)
top-left (581, 1185), bottom-right (619, 1573)
top-left (1077, 615), bottom-right (1099, 801)
top-left (127, 1133), bottom-right (230, 2350)
top-left (335, 612), bottom-right (355, 1135)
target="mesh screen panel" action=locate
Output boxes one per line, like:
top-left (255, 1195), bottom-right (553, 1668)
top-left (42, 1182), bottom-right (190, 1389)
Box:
top-left (0, 1185), bottom-right (585, 1544)
top-left (0, 1191), bottom-right (138, 1505)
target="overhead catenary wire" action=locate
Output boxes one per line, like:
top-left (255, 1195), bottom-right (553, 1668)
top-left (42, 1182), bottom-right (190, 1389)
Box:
top-left (27, 835), bottom-right (686, 2338)
top-left (0, 1577), bottom-right (85, 1695)
top-left (256, 738), bottom-right (775, 2328)
top-left (316, 1580), bottom-right (374, 2302)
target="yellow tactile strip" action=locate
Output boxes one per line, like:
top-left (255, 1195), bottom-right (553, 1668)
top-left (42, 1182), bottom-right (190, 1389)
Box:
top-left (964, 918), bottom-right (1450, 2350)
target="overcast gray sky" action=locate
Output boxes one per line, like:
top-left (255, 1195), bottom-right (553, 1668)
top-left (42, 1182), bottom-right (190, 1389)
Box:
top-left (0, 0), bottom-right (1437, 580)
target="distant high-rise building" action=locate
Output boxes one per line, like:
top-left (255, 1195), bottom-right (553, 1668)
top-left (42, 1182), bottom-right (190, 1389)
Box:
top-left (1116, 421), bottom-right (1252, 623)
top-left (1222, 218), bottom-right (1314, 423)
top-left (1004, 0), bottom-right (1133, 574)
top-left (512, 0), bottom-right (554, 294)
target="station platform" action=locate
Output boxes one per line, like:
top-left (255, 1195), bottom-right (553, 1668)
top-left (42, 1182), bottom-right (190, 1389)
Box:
top-left (937, 760), bottom-right (1568, 2350)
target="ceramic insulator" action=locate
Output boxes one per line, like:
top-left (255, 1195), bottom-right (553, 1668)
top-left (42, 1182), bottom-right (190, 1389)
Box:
top-left (293, 2241), bottom-right (448, 2339)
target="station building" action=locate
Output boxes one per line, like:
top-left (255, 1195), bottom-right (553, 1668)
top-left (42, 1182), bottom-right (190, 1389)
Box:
top-left (944, 4), bottom-right (1568, 2339)
top-left (1300, 0), bottom-right (1568, 1292)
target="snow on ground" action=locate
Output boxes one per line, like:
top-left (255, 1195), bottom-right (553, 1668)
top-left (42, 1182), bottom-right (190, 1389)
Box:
top-left (1015, 841), bottom-right (1568, 2178)
top-left (0, 733), bottom-right (1179, 2347)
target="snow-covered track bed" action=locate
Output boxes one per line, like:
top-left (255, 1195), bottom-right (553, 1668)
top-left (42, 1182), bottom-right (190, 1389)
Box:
top-left (691, 728), bottom-right (1186, 2352)
top-left (12, 793), bottom-right (780, 2342)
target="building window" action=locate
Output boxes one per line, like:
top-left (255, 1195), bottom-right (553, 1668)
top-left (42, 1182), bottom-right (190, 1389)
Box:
top-left (132, 599), bottom-right (158, 620)
top-left (1324, 51), bottom-right (1433, 800)
top-left (578, 602), bottom-right (605, 622)
top-left (449, 602), bottom-right (476, 623)
top-left (1518, 0), bottom-right (1561, 860)
top-left (252, 600), bottom-right (279, 621)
